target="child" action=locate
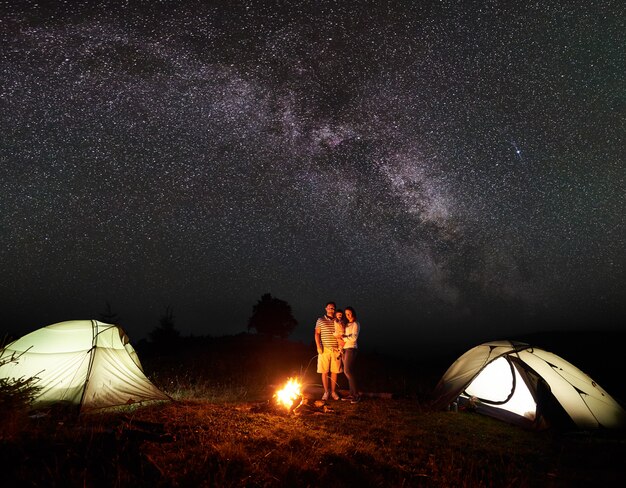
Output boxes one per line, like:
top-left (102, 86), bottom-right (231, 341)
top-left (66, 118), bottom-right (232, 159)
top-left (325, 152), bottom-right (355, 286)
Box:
top-left (333, 309), bottom-right (346, 353)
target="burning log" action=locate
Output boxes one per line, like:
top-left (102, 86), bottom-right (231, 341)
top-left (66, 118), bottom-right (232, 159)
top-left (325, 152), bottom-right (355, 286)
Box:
top-left (292, 398), bottom-right (334, 416)
top-left (273, 378), bottom-right (337, 415)
top-left (240, 379), bottom-right (343, 415)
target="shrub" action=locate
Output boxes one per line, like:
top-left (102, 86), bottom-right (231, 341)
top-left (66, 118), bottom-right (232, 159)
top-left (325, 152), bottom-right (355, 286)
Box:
top-left (0, 349), bottom-right (41, 439)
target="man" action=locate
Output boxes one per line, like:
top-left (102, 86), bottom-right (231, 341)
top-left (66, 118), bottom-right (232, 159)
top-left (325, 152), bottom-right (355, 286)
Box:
top-left (315, 301), bottom-right (342, 400)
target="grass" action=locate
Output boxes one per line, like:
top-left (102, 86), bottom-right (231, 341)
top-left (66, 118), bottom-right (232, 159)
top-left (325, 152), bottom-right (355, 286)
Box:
top-left (2, 334), bottom-right (626, 487)
top-left (3, 397), bottom-right (625, 487)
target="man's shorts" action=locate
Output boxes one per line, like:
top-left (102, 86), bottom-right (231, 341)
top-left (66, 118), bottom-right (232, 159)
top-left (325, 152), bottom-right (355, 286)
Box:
top-left (317, 348), bottom-right (343, 374)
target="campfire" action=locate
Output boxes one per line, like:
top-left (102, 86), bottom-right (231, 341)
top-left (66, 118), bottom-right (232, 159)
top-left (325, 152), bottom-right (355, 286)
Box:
top-left (274, 377), bottom-right (303, 412)
top-left (271, 378), bottom-right (336, 415)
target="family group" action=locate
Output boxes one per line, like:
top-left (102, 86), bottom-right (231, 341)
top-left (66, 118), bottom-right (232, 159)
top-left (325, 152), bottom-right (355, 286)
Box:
top-left (314, 301), bottom-right (361, 404)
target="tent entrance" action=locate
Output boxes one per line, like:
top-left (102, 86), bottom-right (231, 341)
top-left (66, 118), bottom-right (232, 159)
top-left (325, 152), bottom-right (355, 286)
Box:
top-left (462, 356), bottom-right (537, 420)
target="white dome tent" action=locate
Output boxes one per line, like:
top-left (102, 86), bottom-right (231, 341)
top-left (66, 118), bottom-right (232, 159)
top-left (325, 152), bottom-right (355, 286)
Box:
top-left (0, 320), bottom-right (170, 412)
top-left (432, 341), bottom-right (626, 430)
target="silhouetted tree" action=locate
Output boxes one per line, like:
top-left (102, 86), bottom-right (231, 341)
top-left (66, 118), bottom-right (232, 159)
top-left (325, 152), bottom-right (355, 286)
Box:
top-left (149, 305), bottom-right (180, 349)
top-left (99, 301), bottom-right (121, 325)
top-left (248, 293), bottom-right (298, 339)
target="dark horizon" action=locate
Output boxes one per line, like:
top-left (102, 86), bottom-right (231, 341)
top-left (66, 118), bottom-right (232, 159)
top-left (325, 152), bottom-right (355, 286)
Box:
top-left (2, 299), bottom-right (624, 362)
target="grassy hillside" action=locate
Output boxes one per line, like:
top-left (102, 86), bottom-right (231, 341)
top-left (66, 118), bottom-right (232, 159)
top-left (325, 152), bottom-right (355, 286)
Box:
top-left (2, 332), bottom-right (625, 487)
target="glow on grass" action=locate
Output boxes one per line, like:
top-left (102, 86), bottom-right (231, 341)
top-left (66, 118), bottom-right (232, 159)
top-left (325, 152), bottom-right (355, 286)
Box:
top-left (275, 377), bottom-right (302, 410)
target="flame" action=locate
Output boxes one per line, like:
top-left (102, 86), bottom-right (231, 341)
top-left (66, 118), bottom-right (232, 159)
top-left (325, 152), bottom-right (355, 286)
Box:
top-left (275, 377), bottom-right (302, 410)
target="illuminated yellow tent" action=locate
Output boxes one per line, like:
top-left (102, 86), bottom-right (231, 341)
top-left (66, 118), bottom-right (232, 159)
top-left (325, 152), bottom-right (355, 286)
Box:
top-left (432, 341), bottom-right (626, 430)
top-left (0, 320), bottom-right (170, 411)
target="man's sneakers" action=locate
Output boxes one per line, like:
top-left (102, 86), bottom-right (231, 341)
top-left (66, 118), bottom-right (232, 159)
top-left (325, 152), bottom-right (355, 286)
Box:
top-left (351, 396), bottom-right (362, 404)
top-left (321, 391), bottom-right (329, 401)
top-left (331, 392), bottom-right (340, 401)
top-left (322, 391), bottom-right (341, 401)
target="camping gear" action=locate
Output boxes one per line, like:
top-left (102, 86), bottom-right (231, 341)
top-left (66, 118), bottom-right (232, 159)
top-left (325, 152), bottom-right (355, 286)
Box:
top-left (0, 320), bottom-right (169, 411)
top-left (432, 340), bottom-right (626, 429)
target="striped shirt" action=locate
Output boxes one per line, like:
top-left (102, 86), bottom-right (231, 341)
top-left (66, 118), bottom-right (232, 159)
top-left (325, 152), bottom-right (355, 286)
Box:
top-left (315, 315), bottom-right (338, 349)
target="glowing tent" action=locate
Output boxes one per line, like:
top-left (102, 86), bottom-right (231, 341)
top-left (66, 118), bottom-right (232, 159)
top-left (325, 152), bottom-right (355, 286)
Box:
top-left (432, 341), bottom-right (626, 430)
top-left (0, 320), bottom-right (170, 411)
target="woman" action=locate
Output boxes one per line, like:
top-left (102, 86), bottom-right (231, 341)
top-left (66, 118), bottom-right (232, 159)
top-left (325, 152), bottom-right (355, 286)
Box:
top-left (341, 306), bottom-right (361, 403)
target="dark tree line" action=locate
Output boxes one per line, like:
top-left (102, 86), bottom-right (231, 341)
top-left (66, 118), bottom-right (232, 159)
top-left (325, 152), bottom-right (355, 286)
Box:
top-left (102, 292), bottom-right (298, 353)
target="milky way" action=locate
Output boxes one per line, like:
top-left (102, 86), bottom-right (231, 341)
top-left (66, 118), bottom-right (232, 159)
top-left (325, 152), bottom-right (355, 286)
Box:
top-left (1, 0), bottom-right (624, 352)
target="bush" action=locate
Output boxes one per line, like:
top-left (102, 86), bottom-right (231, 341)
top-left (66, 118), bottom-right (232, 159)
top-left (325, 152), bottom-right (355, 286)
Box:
top-left (0, 349), bottom-right (41, 439)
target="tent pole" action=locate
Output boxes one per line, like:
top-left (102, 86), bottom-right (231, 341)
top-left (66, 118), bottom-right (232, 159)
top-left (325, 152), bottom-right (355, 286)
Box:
top-left (77, 319), bottom-right (99, 413)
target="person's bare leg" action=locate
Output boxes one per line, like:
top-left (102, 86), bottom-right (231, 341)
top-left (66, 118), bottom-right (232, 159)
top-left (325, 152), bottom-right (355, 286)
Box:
top-left (330, 373), bottom-right (338, 394)
top-left (321, 373), bottom-right (329, 394)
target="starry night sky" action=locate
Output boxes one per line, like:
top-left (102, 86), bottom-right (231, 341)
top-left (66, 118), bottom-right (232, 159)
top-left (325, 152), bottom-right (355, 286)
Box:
top-left (1, 0), bottom-right (624, 355)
